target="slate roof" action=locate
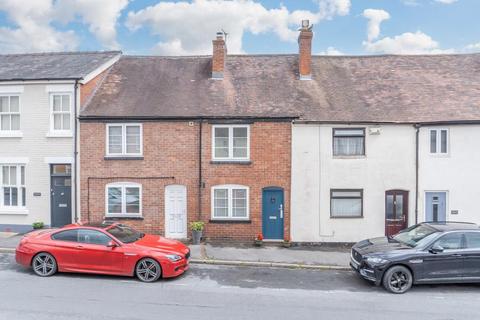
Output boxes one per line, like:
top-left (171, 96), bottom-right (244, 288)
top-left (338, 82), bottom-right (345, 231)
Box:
top-left (0, 51), bottom-right (121, 81)
top-left (81, 53), bottom-right (480, 123)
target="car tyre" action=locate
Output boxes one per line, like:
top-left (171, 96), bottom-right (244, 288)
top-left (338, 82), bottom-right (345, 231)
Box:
top-left (32, 252), bottom-right (57, 277)
top-left (382, 265), bottom-right (413, 294)
top-left (135, 258), bottom-right (162, 283)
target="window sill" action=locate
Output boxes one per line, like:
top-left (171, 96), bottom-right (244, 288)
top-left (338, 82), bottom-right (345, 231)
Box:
top-left (330, 216), bottom-right (363, 219)
top-left (0, 208), bottom-right (29, 215)
top-left (209, 219), bottom-right (251, 224)
top-left (210, 160), bottom-right (252, 165)
top-left (46, 132), bottom-right (73, 138)
top-left (104, 215), bottom-right (144, 220)
top-left (0, 131), bottom-right (23, 138)
top-left (332, 155), bottom-right (366, 159)
top-left (104, 156), bottom-right (144, 161)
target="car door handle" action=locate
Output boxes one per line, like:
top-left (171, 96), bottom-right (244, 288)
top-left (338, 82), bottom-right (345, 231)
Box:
top-left (76, 245), bottom-right (84, 249)
top-left (452, 254), bottom-right (463, 257)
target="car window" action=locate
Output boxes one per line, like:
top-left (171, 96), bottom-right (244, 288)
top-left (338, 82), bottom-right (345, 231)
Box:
top-left (434, 233), bottom-right (463, 250)
top-left (465, 233), bottom-right (480, 249)
top-left (51, 230), bottom-right (78, 242)
top-left (77, 229), bottom-right (112, 246)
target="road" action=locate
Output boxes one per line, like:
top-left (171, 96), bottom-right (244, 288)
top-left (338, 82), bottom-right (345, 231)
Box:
top-left (0, 253), bottom-right (479, 320)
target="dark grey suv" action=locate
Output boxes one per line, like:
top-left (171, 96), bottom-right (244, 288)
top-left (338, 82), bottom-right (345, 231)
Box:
top-left (351, 222), bottom-right (480, 293)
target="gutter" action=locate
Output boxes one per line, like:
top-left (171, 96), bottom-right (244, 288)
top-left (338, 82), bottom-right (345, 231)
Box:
top-left (198, 120), bottom-right (203, 221)
top-left (78, 116), bottom-right (299, 122)
top-left (74, 80), bottom-right (79, 223)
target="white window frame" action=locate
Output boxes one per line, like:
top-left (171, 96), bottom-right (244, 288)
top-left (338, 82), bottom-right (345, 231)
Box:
top-left (0, 94), bottom-right (22, 137)
top-left (105, 182), bottom-right (142, 217)
top-left (429, 128), bottom-right (449, 156)
top-left (49, 92), bottom-right (73, 137)
top-left (212, 125), bottom-right (250, 161)
top-left (106, 123), bottom-right (143, 157)
top-left (0, 164), bottom-right (27, 212)
top-left (211, 184), bottom-right (249, 220)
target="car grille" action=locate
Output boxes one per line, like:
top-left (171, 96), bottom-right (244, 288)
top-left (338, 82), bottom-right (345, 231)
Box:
top-left (185, 250), bottom-right (190, 260)
top-left (351, 249), bottom-right (362, 264)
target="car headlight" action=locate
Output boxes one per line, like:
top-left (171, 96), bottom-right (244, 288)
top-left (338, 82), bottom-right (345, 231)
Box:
top-left (165, 254), bottom-right (182, 262)
top-left (366, 256), bottom-right (388, 265)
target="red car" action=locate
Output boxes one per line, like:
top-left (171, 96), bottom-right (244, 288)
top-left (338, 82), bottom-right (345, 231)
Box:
top-left (15, 222), bottom-right (190, 282)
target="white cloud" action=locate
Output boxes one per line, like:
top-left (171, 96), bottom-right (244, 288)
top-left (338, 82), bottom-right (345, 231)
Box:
top-left (363, 31), bottom-right (454, 54)
top-left (0, 0), bottom-right (128, 53)
top-left (318, 46), bottom-right (344, 55)
top-left (435, 0), bottom-right (458, 4)
top-left (362, 9), bottom-right (390, 42)
top-left (126, 0), bottom-right (351, 55)
top-left (466, 42), bottom-right (480, 51)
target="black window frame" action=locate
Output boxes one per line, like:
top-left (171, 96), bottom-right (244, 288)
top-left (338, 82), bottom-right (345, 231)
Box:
top-left (464, 232), bottom-right (480, 250)
top-left (332, 128), bottom-right (366, 157)
top-left (77, 228), bottom-right (113, 246)
top-left (330, 189), bottom-right (364, 219)
top-left (431, 232), bottom-right (466, 250)
top-left (51, 229), bottom-right (79, 242)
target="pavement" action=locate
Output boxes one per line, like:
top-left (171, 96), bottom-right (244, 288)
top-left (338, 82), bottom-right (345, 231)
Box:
top-left (0, 231), bottom-right (350, 269)
top-left (1, 252), bottom-right (479, 320)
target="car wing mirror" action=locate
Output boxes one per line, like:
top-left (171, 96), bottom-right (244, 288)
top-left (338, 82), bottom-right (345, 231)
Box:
top-left (106, 241), bottom-right (119, 248)
top-left (429, 244), bottom-right (444, 254)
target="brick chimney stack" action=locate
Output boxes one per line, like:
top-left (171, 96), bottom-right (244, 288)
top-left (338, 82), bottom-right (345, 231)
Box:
top-left (212, 32), bottom-right (226, 80)
top-left (298, 20), bottom-right (313, 80)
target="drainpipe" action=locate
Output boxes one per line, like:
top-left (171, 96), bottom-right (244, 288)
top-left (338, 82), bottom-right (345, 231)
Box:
top-left (198, 120), bottom-right (203, 221)
top-left (415, 124), bottom-right (420, 224)
top-left (73, 80), bottom-right (79, 223)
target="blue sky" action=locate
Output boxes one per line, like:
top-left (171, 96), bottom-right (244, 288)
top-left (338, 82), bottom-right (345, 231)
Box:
top-left (0, 0), bottom-right (478, 55)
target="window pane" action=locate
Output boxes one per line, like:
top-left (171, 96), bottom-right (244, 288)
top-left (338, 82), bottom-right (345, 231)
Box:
top-left (9, 166), bottom-right (16, 185)
top-left (440, 130), bottom-right (447, 153)
top-left (465, 233), bottom-right (480, 249)
top-left (3, 187), bottom-right (10, 206)
top-left (333, 137), bottom-right (364, 156)
top-left (53, 164), bottom-right (71, 175)
top-left (214, 189), bottom-right (229, 217)
top-left (62, 114), bottom-right (70, 130)
top-left (62, 95), bottom-right (70, 112)
top-left (331, 191), bottom-right (361, 198)
top-left (386, 195), bottom-right (394, 219)
top-left (1, 115), bottom-right (10, 130)
top-left (215, 127), bottom-right (229, 138)
top-left (21, 187), bottom-right (26, 206)
top-left (435, 233), bottom-right (463, 250)
top-left (214, 147), bottom-right (229, 158)
top-left (53, 95), bottom-right (62, 111)
top-left (214, 207), bottom-right (228, 217)
top-left (54, 114), bottom-right (62, 130)
top-left (334, 129), bottom-right (364, 136)
top-left (2, 166), bottom-right (9, 184)
top-left (331, 198), bottom-right (362, 217)
top-left (9, 96), bottom-right (19, 112)
top-left (233, 147), bottom-right (247, 158)
top-left (233, 127), bottom-right (247, 138)
top-left (78, 229), bottom-right (111, 245)
top-left (0, 97), bottom-right (8, 112)
top-left (430, 130), bottom-right (437, 153)
top-left (108, 187), bottom-right (122, 213)
top-left (52, 230), bottom-right (78, 242)
top-left (395, 195), bottom-right (403, 219)
top-left (20, 166), bottom-right (25, 185)
top-left (125, 187), bottom-right (140, 214)
top-left (11, 187), bottom-right (17, 206)
top-left (11, 114), bottom-right (20, 130)
top-left (126, 126), bottom-right (140, 154)
top-left (214, 128), bottom-right (229, 158)
top-left (108, 126), bottom-right (123, 154)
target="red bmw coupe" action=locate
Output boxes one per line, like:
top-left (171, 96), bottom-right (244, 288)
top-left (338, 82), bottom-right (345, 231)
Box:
top-left (15, 222), bottom-right (190, 282)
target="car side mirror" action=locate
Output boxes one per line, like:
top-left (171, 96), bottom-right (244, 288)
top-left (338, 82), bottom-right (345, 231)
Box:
top-left (429, 244), bottom-right (444, 254)
top-left (106, 241), bottom-right (118, 248)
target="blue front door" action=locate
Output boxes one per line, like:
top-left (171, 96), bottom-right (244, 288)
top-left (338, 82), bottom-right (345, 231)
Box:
top-left (426, 192), bottom-right (447, 222)
top-left (262, 188), bottom-right (284, 240)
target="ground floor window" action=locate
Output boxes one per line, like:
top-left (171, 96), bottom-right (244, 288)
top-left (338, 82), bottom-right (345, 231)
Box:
top-left (211, 185), bottom-right (249, 219)
top-left (105, 182), bottom-right (141, 216)
top-left (330, 189), bottom-right (363, 218)
top-left (1, 164), bottom-right (26, 208)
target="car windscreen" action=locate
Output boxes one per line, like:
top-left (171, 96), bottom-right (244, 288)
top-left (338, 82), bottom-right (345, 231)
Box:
top-left (393, 224), bottom-right (437, 247)
top-left (107, 225), bottom-right (144, 243)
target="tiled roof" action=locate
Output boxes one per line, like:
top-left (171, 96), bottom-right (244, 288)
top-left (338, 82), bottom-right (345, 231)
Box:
top-left (0, 51), bottom-right (121, 81)
top-left (81, 53), bottom-right (480, 123)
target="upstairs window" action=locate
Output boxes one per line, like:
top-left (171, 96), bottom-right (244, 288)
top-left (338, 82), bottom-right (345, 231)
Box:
top-left (0, 96), bottom-right (20, 132)
top-left (212, 185), bottom-right (249, 220)
top-left (50, 93), bottom-right (72, 134)
top-left (212, 125), bottom-right (250, 161)
top-left (333, 128), bottom-right (365, 156)
top-left (106, 182), bottom-right (141, 216)
top-left (1, 164), bottom-right (26, 208)
top-left (430, 129), bottom-right (448, 154)
top-left (106, 124), bottom-right (142, 157)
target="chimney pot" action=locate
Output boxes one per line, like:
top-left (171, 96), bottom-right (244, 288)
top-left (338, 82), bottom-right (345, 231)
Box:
top-left (298, 20), bottom-right (313, 80)
top-left (212, 31), bottom-right (226, 80)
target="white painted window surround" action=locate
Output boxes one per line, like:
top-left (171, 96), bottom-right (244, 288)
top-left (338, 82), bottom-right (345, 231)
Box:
top-left (211, 185), bottom-right (249, 220)
top-left (106, 123), bottom-right (143, 157)
top-left (105, 182), bottom-right (142, 217)
top-left (212, 125), bottom-right (250, 161)
top-left (0, 94), bottom-right (22, 138)
top-left (47, 92), bottom-right (73, 137)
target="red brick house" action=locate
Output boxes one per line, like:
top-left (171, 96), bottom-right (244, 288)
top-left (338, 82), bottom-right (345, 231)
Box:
top-left (79, 26), bottom-right (315, 241)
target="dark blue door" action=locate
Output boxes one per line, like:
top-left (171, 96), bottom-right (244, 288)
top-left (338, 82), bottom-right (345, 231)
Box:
top-left (262, 188), bottom-right (284, 240)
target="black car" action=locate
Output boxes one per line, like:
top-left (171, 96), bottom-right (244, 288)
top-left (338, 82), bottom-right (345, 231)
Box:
top-left (350, 222), bottom-right (480, 293)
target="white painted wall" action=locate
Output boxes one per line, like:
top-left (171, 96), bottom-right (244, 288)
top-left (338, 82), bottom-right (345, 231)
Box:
top-left (291, 124), bottom-right (416, 243)
top-left (0, 82), bottom-right (76, 230)
top-left (418, 125), bottom-right (480, 224)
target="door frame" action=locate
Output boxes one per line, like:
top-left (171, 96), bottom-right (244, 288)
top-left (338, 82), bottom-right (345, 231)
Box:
top-left (424, 190), bottom-right (448, 222)
top-left (50, 164), bottom-right (72, 227)
top-left (164, 184), bottom-right (187, 239)
top-left (262, 186), bottom-right (285, 240)
top-left (384, 189), bottom-right (409, 236)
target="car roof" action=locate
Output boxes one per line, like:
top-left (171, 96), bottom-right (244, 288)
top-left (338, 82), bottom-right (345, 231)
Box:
top-left (422, 221), bottom-right (479, 232)
top-left (70, 221), bottom-right (119, 230)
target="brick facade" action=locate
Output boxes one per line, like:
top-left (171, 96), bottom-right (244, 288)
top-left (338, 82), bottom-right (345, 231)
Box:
top-left (80, 121), bottom-right (291, 241)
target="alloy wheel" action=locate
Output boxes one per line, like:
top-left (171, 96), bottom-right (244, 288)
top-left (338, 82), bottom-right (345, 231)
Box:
top-left (389, 271), bottom-right (409, 292)
top-left (383, 265), bottom-right (413, 294)
top-left (32, 253), bottom-right (57, 277)
top-left (135, 258), bottom-right (161, 282)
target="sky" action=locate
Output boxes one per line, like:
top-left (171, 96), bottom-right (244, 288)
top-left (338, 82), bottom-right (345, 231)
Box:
top-left (0, 0), bottom-right (478, 56)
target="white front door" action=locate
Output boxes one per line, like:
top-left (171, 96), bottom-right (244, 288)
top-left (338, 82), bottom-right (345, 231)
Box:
top-left (165, 185), bottom-right (187, 239)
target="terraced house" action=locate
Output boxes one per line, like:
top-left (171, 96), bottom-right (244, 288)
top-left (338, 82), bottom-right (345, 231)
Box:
top-left (0, 51), bottom-right (121, 232)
